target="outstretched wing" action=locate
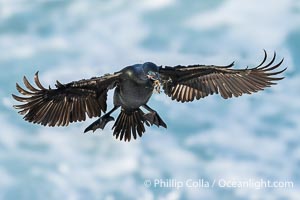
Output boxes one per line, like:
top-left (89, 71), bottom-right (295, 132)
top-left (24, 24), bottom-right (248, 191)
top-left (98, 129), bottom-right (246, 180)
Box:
top-left (159, 51), bottom-right (286, 102)
top-left (12, 72), bottom-right (121, 126)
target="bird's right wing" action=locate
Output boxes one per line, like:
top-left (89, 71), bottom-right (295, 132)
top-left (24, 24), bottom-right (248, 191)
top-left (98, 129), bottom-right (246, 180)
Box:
top-left (12, 72), bottom-right (121, 126)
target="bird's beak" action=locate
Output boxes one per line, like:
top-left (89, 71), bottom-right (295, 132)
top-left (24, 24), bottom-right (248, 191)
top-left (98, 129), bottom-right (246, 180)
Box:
top-left (146, 72), bottom-right (161, 93)
top-left (146, 72), bottom-right (160, 81)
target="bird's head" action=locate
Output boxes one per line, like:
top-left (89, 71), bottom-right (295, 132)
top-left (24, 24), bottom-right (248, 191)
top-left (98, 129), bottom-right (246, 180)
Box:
top-left (142, 62), bottom-right (160, 81)
top-left (142, 62), bottom-right (161, 93)
top-left (122, 62), bottom-right (161, 93)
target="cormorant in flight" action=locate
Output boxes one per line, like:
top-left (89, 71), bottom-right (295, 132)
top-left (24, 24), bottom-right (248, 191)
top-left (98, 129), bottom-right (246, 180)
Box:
top-left (12, 51), bottom-right (286, 141)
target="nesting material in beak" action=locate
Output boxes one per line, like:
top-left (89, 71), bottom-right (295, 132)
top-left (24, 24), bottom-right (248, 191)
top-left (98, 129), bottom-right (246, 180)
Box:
top-left (146, 71), bottom-right (161, 93)
top-left (153, 80), bottom-right (161, 94)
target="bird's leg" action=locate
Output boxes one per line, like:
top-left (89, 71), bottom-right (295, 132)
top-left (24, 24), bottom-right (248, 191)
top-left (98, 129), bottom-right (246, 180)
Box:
top-left (84, 106), bottom-right (120, 133)
top-left (142, 104), bottom-right (167, 128)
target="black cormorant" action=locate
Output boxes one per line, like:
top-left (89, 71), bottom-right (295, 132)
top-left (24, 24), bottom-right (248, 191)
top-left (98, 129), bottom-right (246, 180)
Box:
top-left (12, 51), bottom-right (286, 141)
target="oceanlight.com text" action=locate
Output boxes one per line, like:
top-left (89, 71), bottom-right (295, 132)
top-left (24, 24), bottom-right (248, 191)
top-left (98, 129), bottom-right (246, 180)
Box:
top-left (143, 178), bottom-right (294, 190)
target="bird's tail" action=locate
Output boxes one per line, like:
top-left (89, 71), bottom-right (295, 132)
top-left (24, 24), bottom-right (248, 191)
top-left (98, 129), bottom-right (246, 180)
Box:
top-left (112, 108), bottom-right (149, 142)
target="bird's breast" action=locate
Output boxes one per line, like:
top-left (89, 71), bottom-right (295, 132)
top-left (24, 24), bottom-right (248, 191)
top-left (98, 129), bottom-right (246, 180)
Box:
top-left (114, 80), bottom-right (154, 109)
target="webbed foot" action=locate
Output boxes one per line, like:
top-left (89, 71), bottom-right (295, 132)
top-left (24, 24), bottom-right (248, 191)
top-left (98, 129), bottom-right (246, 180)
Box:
top-left (84, 115), bottom-right (114, 133)
top-left (143, 112), bottom-right (167, 128)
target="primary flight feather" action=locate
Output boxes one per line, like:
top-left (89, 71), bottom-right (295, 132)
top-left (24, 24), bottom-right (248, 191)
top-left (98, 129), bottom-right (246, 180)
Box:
top-left (12, 51), bottom-right (286, 142)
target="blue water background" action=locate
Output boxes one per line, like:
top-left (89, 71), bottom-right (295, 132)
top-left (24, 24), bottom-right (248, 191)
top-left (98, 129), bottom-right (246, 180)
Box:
top-left (0, 0), bottom-right (300, 199)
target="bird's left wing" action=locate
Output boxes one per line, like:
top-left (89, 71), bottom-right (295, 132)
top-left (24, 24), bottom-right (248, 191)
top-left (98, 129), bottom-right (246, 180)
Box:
top-left (12, 72), bottom-right (121, 126)
top-left (159, 51), bottom-right (286, 102)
